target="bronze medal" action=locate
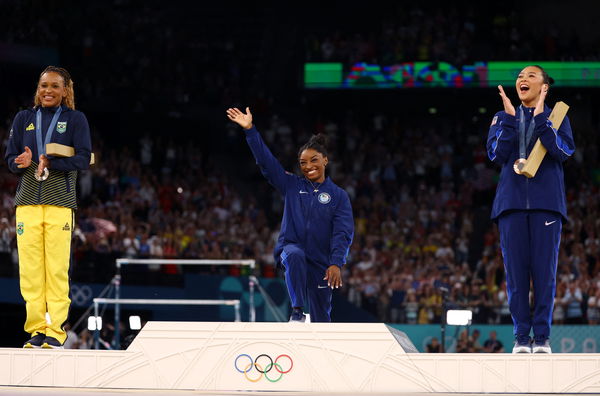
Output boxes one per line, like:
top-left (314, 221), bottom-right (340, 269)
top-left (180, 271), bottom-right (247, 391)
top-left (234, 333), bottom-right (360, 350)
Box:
top-left (513, 158), bottom-right (526, 175)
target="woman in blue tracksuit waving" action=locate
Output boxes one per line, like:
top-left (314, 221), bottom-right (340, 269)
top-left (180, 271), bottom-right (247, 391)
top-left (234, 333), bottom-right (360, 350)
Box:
top-left (487, 65), bottom-right (575, 353)
top-left (227, 107), bottom-right (354, 322)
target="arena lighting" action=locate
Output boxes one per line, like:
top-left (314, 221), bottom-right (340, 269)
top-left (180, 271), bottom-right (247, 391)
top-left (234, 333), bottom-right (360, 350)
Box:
top-left (478, 107), bottom-right (487, 114)
top-left (446, 309), bottom-right (472, 326)
top-left (428, 107), bottom-right (437, 114)
top-left (129, 315), bottom-right (142, 330)
top-left (88, 316), bottom-right (102, 331)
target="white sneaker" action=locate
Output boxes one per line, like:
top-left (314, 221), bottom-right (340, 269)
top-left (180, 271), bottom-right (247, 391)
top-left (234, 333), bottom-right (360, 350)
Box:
top-left (512, 340), bottom-right (532, 353)
top-left (532, 339), bottom-right (552, 353)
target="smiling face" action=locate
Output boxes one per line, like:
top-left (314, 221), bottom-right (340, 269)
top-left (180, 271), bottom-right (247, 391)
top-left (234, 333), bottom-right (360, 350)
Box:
top-left (299, 148), bottom-right (328, 183)
top-left (37, 72), bottom-right (67, 108)
top-left (515, 66), bottom-right (547, 107)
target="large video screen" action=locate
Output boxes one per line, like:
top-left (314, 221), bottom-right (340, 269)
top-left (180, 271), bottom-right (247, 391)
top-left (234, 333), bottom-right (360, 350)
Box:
top-left (304, 62), bottom-right (600, 89)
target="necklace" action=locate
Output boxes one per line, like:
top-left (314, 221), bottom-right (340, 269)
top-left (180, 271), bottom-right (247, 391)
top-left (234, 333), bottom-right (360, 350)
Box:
top-left (307, 179), bottom-right (321, 193)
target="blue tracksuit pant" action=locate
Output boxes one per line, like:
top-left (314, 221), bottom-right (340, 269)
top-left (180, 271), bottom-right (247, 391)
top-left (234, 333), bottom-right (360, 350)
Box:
top-left (280, 244), bottom-right (333, 322)
top-left (498, 210), bottom-right (561, 341)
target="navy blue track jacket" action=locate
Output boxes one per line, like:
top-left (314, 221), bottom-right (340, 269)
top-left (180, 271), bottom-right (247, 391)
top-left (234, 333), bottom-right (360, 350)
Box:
top-left (245, 126), bottom-right (354, 269)
top-left (5, 105), bottom-right (92, 209)
top-left (6, 105), bottom-right (92, 174)
top-left (486, 104), bottom-right (575, 221)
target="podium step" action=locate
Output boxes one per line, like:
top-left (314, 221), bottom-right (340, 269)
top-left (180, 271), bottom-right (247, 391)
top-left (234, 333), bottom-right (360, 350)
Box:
top-left (1, 321), bottom-right (599, 393)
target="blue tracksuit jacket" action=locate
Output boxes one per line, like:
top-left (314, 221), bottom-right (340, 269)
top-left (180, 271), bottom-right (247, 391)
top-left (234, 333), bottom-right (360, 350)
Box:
top-left (244, 126), bottom-right (354, 270)
top-left (5, 105), bottom-right (92, 209)
top-left (487, 104), bottom-right (575, 220)
top-left (6, 105), bottom-right (92, 174)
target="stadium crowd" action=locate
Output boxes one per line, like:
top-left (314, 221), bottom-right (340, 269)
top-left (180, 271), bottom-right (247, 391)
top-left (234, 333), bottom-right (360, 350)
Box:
top-left (304, 4), bottom-right (600, 64)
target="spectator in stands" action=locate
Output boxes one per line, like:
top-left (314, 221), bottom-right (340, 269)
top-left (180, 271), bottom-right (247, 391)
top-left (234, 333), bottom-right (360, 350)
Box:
top-left (483, 330), bottom-right (504, 353)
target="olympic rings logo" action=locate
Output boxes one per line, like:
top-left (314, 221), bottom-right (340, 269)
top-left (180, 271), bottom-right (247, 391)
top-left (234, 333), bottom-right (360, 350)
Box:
top-left (71, 285), bottom-right (93, 306)
top-left (234, 354), bottom-right (293, 383)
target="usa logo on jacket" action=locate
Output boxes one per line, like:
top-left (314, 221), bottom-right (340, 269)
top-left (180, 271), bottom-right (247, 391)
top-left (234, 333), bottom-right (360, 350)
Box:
top-left (318, 192), bottom-right (331, 204)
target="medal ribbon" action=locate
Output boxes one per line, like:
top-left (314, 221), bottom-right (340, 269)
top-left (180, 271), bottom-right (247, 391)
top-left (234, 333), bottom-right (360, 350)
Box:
top-left (36, 106), bottom-right (62, 157)
top-left (518, 106), bottom-right (535, 159)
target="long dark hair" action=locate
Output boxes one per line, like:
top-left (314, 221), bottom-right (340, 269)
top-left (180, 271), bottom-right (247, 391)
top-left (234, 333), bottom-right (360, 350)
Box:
top-left (298, 133), bottom-right (329, 158)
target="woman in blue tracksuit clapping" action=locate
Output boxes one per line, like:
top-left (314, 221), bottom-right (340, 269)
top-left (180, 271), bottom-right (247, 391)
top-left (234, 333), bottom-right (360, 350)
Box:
top-left (487, 65), bottom-right (575, 353)
top-left (227, 107), bottom-right (354, 323)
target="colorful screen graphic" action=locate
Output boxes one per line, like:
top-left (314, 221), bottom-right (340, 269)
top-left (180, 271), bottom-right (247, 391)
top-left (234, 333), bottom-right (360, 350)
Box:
top-left (304, 62), bottom-right (600, 88)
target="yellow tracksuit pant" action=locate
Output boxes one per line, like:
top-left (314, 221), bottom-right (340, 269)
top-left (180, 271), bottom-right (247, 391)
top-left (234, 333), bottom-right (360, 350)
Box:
top-left (16, 205), bottom-right (73, 344)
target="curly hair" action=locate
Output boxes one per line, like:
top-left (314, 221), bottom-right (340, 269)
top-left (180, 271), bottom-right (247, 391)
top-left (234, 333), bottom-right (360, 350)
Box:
top-left (33, 66), bottom-right (76, 109)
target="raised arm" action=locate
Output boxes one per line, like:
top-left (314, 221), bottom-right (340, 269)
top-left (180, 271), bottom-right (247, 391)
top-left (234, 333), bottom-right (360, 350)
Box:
top-left (487, 86), bottom-right (519, 164)
top-left (227, 107), bottom-right (292, 194)
top-left (487, 111), bottom-right (517, 164)
top-left (533, 113), bottom-right (575, 163)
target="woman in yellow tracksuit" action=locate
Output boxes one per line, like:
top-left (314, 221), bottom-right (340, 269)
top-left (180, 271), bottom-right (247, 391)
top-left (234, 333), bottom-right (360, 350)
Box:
top-left (4, 66), bottom-right (92, 348)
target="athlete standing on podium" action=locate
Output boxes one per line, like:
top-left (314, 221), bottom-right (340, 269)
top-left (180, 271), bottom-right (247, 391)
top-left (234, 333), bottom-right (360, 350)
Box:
top-left (227, 107), bottom-right (354, 322)
top-left (486, 65), bottom-right (575, 353)
top-left (5, 66), bottom-right (92, 348)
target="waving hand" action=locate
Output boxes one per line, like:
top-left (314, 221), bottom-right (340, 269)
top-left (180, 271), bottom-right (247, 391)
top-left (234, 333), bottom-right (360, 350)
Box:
top-left (226, 107), bottom-right (253, 130)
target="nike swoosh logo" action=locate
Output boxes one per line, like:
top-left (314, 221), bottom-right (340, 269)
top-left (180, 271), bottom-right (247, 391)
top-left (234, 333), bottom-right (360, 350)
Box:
top-left (299, 190), bottom-right (309, 194)
top-left (545, 220), bottom-right (557, 226)
top-left (317, 285), bottom-right (328, 289)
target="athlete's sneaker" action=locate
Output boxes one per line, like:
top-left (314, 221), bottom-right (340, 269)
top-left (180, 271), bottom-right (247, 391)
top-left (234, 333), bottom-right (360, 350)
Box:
top-left (512, 336), bottom-right (532, 353)
top-left (289, 308), bottom-right (306, 323)
top-left (42, 336), bottom-right (64, 349)
top-left (23, 332), bottom-right (45, 349)
top-left (532, 339), bottom-right (552, 354)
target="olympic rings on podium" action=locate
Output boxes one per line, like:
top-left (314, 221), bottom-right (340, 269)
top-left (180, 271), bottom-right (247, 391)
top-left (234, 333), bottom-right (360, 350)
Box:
top-left (234, 353), bottom-right (294, 382)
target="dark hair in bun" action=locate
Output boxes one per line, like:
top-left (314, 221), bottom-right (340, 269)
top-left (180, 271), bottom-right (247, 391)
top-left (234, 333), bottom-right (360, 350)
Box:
top-left (298, 133), bottom-right (329, 158)
top-left (532, 64), bottom-right (555, 85)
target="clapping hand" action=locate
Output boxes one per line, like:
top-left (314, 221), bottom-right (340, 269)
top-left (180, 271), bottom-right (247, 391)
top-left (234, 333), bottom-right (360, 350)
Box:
top-left (14, 146), bottom-right (32, 168)
top-left (534, 84), bottom-right (548, 117)
top-left (497, 85), bottom-right (516, 116)
top-left (37, 154), bottom-right (50, 178)
top-left (226, 107), bottom-right (253, 130)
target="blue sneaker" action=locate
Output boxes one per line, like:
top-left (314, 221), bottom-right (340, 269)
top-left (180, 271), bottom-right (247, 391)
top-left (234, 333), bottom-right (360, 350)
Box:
top-left (289, 308), bottom-right (306, 323)
top-left (23, 332), bottom-right (45, 349)
top-left (42, 336), bottom-right (64, 349)
top-left (512, 335), bottom-right (531, 353)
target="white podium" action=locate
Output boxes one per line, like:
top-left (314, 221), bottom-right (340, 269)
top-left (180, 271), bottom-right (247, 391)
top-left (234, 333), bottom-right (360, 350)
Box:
top-left (1, 321), bottom-right (600, 393)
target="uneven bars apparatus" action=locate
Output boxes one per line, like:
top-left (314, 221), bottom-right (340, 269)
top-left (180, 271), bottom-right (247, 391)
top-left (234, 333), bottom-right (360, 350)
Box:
top-left (111, 258), bottom-right (256, 349)
top-left (92, 297), bottom-right (241, 350)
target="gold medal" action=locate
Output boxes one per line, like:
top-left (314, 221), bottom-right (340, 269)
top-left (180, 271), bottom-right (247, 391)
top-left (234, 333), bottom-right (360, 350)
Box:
top-left (513, 158), bottom-right (527, 175)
